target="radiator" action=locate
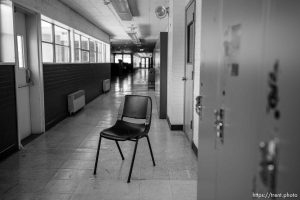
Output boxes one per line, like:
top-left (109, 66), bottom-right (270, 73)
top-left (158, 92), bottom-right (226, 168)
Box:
top-left (103, 79), bottom-right (111, 92)
top-left (68, 90), bottom-right (85, 115)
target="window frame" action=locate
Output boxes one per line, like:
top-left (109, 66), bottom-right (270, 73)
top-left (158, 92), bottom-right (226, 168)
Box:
top-left (41, 20), bottom-right (71, 63)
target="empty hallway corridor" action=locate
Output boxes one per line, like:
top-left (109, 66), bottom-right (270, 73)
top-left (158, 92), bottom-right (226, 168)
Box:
top-left (0, 69), bottom-right (197, 200)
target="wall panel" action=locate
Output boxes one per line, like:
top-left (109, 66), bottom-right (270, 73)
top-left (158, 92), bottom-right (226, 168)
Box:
top-left (0, 64), bottom-right (18, 159)
top-left (43, 63), bottom-right (110, 130)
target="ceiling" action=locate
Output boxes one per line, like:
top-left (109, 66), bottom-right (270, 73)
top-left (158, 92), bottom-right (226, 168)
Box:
top-left (59, 0), bottom-right (169, 53)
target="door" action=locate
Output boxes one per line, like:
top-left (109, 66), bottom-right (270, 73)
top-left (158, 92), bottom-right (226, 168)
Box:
top-left (183, 0), bottom-right (195, 141)
top-left (254, 0), bottom-right (300, 196)
top-left (215, 0), bottom-right (265, 199)
top-left (14, 9), bottom-right (31, 140)
top-left (197, 0), bottom-right (222, 199)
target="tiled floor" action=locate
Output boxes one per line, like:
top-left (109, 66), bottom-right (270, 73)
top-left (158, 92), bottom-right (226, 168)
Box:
top-left (0, 69), bottom-right (197, 200)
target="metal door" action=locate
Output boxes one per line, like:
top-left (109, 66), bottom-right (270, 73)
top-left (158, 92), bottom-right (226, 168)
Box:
top-left (14, 9), bottom-right (31, 140)
top-left (197, 0), bottom-right (222, 199)
top-left (183, 0), bottom-right (195, 141)
top-left (215, 0), bottom-right (265, 199)
top-left (254, 0), bottom-right (300, 196)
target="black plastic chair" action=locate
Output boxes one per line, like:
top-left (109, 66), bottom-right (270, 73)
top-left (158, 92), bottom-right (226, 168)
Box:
top-left (93, 95), bottom-right (156, 183)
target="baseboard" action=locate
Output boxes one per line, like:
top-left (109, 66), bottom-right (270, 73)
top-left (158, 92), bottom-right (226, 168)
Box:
top-left (191, 141), bottom-right (198, 157)
top-left (166, 115), bottom-right (183, 131)
top-left (21, 133), bottom-right (43, 146)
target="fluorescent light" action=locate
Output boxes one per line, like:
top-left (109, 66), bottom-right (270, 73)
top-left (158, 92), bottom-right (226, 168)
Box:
top-left (127, 32), bottom-right (141, 44)
top-left (110, 0), bottom-right (133, 21)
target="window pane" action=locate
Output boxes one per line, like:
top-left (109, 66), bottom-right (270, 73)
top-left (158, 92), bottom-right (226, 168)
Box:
top-left (74, 49), bottom-right (80, 62)
top-left (41, 21), bottom-right (53, 43)
top-left (123, 54), bottom-right (131, 64)
top-left (17, 35), bottom-right (25, 68)
top-left (187, 22), bottom-right (194, 63)
top-left (90, 52), bottom-right (96, 63)
top-left (74, 34), bottom-right (80, 48)
top-left (81, 51), bottom-right (89, 62)
top-left (97, 42), bottom-right (102, 53)
top-left (98, 53), bottom-right (102, 63)
top-left (55, 45), bottom-right (70, 62)
top-left (103, 44), bottom-right (106, 62)
top-left (81, 36), bottom-right (89, 50)
top-left (97, 43), bottom-right (102, 62)
top-left (55, 26), bottom-right (69, 46)
top-left (90, 40), bottom-right (95, 52)
top-left (115, 54), bottom-right (122, 63)
top-left (42, 43), bottom-right (53, 62)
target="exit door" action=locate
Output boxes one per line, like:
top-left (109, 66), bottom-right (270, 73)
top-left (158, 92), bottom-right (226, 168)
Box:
top-left (14, 9), bottom-right (32, 141)
top-left (183, 0), bottom-right (195, 141)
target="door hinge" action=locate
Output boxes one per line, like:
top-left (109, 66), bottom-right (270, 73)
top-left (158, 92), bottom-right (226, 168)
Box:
top-left (190, 120), bottom-right (193, 129)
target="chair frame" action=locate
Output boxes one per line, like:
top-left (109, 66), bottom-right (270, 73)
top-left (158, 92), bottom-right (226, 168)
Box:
top-left (93, 95), bottom-right (156, 183)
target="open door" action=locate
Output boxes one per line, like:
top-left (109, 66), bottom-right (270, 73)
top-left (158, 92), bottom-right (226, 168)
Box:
top-left (183, 0), bottom-right (195, 141)
top-left (14, 7), bottom-right (32, 141)
top-left (14, 5), bottom-right (45, 144)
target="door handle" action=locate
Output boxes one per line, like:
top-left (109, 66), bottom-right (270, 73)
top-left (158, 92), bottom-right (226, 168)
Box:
top-left (182, 77), bottom-right (187, 81)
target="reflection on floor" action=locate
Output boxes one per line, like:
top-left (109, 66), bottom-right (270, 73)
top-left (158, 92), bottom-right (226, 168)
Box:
top-left (0, 69), bottom-right (197, 200)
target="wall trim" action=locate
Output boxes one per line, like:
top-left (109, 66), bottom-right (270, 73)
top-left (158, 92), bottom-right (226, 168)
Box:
top-left (191, 141), bottom-right (198, 157)
top-left (166, 115), bottom-right (183, 131)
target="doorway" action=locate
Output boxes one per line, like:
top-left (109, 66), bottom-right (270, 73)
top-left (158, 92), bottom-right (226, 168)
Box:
top-left (14, 8), bottom-right (31, 140)
top-left (183, 0), bottom-right (195, 141)
top-left (14, 5), bottom-right (45, 142)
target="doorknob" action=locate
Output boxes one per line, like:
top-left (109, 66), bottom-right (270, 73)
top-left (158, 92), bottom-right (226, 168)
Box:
top-left (214, 108), bottom-right (225, 144)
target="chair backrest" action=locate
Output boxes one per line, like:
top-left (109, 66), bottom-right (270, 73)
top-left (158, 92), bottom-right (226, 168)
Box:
top-left (119, 95), bottom-right (152, 126)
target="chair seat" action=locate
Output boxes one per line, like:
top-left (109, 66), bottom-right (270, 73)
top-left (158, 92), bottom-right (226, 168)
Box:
top-left (100, 120), bottom-right (146, 141)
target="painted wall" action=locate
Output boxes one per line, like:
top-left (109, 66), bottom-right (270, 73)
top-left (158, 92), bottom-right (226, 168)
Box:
top-left (167, 0), bottom-right (189, 125)
top-left (0, 64), bottom-right (18, 159)
top-left (43, 63), bottom-right (111, 130)
top-left (12, 0), bottom-right (110, 43)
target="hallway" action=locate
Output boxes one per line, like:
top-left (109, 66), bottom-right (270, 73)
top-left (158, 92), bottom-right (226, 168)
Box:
top-left (0, 69), bottom-right (197, 200)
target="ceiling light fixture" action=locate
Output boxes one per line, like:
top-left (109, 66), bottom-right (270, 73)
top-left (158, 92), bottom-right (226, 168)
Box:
top-left (127, 25), bottom-right (141, 45)
top-left (105, 0), bottom-right (133, 21)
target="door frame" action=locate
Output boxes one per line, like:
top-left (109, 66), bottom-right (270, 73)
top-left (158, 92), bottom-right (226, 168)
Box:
top-left (13, 3), bottom-right (45, 147)
top-left (183, 0), bottom-right (196, 141)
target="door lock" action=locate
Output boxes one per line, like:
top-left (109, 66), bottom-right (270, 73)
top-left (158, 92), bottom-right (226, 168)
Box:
top-left (214, 108), bottom-right (225, 143)
top-left (195, 96), bottom-right (203, 116)
top-left (259, 138), bottom-right (278, 193)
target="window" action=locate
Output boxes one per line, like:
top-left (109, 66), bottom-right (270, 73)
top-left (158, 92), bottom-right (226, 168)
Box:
top-left (187, 22), bottom-right (194, 63)
top-left (41, 20), bottom-right (54, 62)
top-left (41, 20), bottom-right (71, 63)
top-left (145, 57), bottom-right (149, 68)
top-left (54, 25), bottom-right (70, 62)
top-left (81, 36), bottom-right (89, 62)
top-left (17, 35), bottom-right (25, 68)
top-left (123, 54), bottom-right (131, 64)
top-left (41, 16), bottom-right (111, 64)
top-left (115, 54), bottom-right (122, 63)
top-left (89, 40), bottom-right (96, 63)
top-left (97, 42), bottom-right (102, 63)
top-left (103, 44), bottom-right (106, 62)
top-left (74, 33), bottom-right (81, 62)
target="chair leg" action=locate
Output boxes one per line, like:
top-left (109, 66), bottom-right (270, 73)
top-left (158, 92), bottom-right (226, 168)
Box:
top-left (146, 136), bottom-right (156, 166)
top-left (115, 141), bottom-right (125, 160)
top-left (93, 136), bottom-right (102, 175)
top-left (127, 140), bottom-right (139, 183)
